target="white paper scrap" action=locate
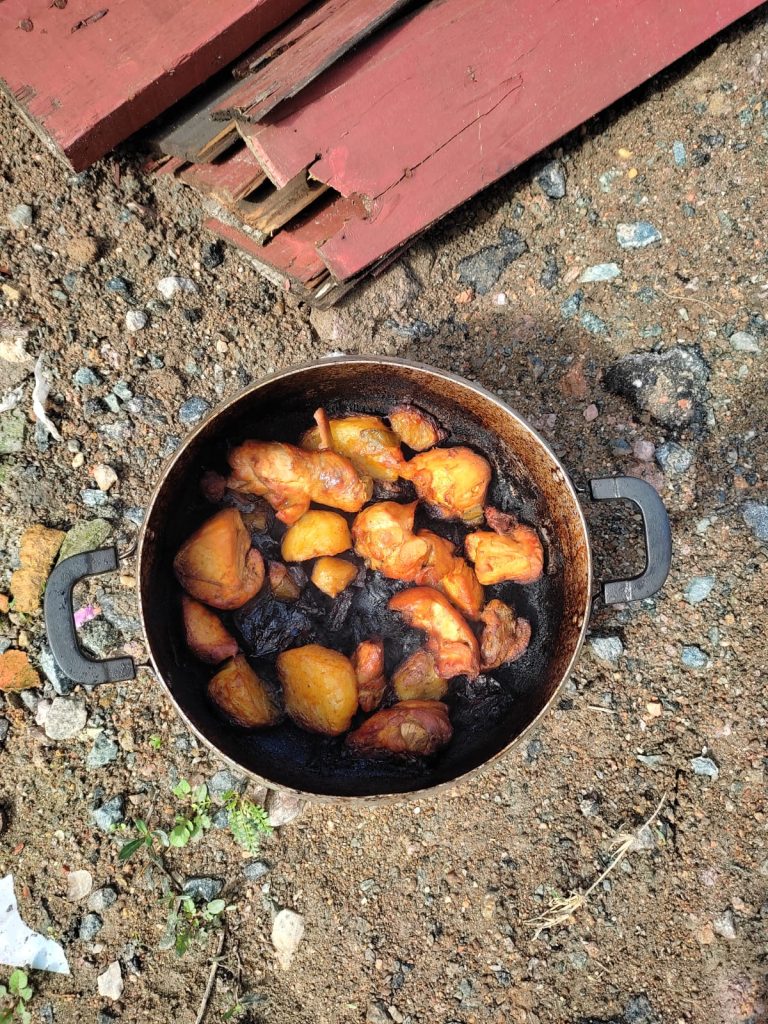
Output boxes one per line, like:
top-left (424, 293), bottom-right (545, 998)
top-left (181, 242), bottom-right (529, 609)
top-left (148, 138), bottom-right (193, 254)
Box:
top-left (0, 875), bottom-right (70, 975)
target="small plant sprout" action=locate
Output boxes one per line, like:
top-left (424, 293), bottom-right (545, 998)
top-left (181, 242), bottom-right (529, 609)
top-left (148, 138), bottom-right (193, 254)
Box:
top-left (224, 790), bottom-right (272, 855)
top-left (223, 993), bottom-right (264, 1021)
top-left (0, 969), bottom-right (33, 1024)
top-left (161, 894), bottom-right (232, 957)
top-left (149, 734), bottom-right (162, 750)
top-left (169, 779), bottom-right (212, 847)
top-left (118, 818), bottom-right (170, 863)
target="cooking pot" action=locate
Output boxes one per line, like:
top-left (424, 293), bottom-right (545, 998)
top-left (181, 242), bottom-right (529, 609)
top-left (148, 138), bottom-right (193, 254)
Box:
top-left (44, 357), bottom-right (671, 802)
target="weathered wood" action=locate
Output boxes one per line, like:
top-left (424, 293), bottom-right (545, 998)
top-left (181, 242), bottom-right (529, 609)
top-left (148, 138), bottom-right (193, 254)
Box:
top-left (178, 146), bottom-right (266, 204)
top-left (0, 0), bottom-right (309, 170)
top-left (212, 0), bottom-right (414, 124)
top-left (234, 172), bottom-right (329, 238)
top-left (146, 75), bottom-right (242, 164)
top-left (243, 0), bottom-right (764, 278)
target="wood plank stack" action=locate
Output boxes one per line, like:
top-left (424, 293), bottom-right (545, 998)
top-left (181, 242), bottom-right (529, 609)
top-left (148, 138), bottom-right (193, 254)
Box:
top-left (2, 0), bottom-right (763, 307)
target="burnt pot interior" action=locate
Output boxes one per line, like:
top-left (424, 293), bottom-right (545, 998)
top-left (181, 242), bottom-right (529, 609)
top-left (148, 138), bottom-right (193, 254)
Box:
top-left (140, 359), bottom-right (591, 798)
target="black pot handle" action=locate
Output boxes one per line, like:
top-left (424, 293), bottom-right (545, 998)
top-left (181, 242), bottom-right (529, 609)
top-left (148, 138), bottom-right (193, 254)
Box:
top-left (43, 547), bottom-right (136, 685)
top-left (589, 476), bottom-right (672, 604)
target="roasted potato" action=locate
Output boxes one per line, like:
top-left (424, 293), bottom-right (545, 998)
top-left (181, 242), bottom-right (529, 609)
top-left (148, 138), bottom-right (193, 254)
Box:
top-left (352, 501), bottom-right (430, 581)
top-left (174, 508), bottom-right (265, 610)
top-left (311, 557), bottom-right (358, 598)
top-left (276, 643), bottom-right (358, 735)
top-left (268, 561), bottom-right (302, 601)
top-left (281, 510), bottom-right (352, 562)
top-left (182, 595), bottom-right (239, 664)
top-left (415, 530), bottom-right (484, 620)
top-left (208, 655), bottom-right (282, 727)
top-left (401, 446), bottom-right (491, 523)
top-left (346, 700), bottom-right (452, 758)
top-left (388, 406), bottom-right (444, 451)
top-left (308, 448), bottom-right (373, 511)
top-left (392, 649), bottom-right (447, 701)
top-left (302, 411), bottom-right (404, 482)
top-left (415, 530), bottom-right (457, 584)
top-left (389, 587), bottom-right (480, 679)
top-left (479, 599), bottom-right (532, 670)
top-left (352, 638), bottom-right (387, 711)
top-left (465, 506), bottom-right (544, 585)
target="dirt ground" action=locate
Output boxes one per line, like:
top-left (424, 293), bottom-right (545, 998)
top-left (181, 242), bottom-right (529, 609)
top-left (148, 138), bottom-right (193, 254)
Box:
top-left (1, 9), bottom-right (767, 1024)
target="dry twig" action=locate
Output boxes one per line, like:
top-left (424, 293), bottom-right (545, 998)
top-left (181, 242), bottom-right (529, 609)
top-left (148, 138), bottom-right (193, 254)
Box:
top-left (194, 928), bottom-right (227, 1024)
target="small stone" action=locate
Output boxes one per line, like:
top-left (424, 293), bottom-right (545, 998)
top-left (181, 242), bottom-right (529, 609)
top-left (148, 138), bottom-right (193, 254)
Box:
top-left (67, 869), bottom-right (93, 901)
top-left (88, 887), bottom-right (118, 912)
top-left (696, 922), bottom-right (715, 945)
top-left (0, 719), bottom-right (9, 749)
top-left (580, 311), bottom-right (607, 335)
top-left (272, 909), bottom-right (305, 969)
top-left (729, 331), bottom-right (760, 352)
top-left (540, 254), bottom-right (559, 290)
top-left (182, 877), bottom-right (223, 902)
top-left (742, 502), bottom-right (768, 541)
top-left (713, 910), bottom-right (736, 940)
top-left (645, 701), bottom-right (662, 718)
top-left (81, 489), bottom-right (110, 511)
top-left (243, 860), bottom-right (270, 882)
top-left (74, 367), bottom-right (101, 387)
top-left (93, 464), bottom-right (118, 492)
top-left (201, 241), bottom-right (224, 270)
top-left (682, 646), bottom-right (708, 669)
top-left (182, 307), bottom-right (203, 324)
top-left (45, 697), bottom-right (87, 739)
top-left (208, 768), bottom-right (246, 802)
top-left (266, 790), bottom-right (304, 827)
top-left (38, 645), bottom-right (75, 695)
top-left (106, 277), bottom-right (130, 293)
top-left (79, 912), bottom-right (103, 941)
top-left (672, 141), bottom-right (687, 166)
top-left (87, 731), bottom-right (120, 769)
top-left (604, 346), bottom-right (709, 430)
top-left (79, 618), bottom-right (122, 659)
top-left (583, 403), bottom-right (599, 422)
top-left (58, 520), bottom-right (112, 563)
top-left (579, 263), bottom-right (621, 283)
top-left (8, 204), bottom-right (33, 229)
top-left (178, 396), bottom-right (211, 426)
top-left (525, 737), bottom-right (543, 763)
top-left (536, 160), bottom-right (567, 199)
top-left (589, 636), bottom-right (624, 663)
top-left (624, 993), bottom-right (655, 1024)
top-left (632, 439), bottom-right (655, 462)
top-left (66, 236), bottom-right (99, 265)
top-left (91, 795), bottom-right (125, 831)
top-left (691, 755), bottom-right (719, 779)
top-left (616, 222), bottom-right (662, 248)
top-left (97, 961), bottom-right (123, 1000)
top-left (560, 291), bottom-right (583, 319)
top-left (157, 276), bottom-right (198, 300)
top-left (0, 410), bottom-right (25, 455)
top-left (366, 1002), bottom-right (391, 1024)
top-left (456, 228), bottom-right (528, 295)
top-left (125, 310), bottom-right (147, 332)
top-left (655, 441), bottom-right (693, 475)
top-left (684, 576), bottom-right (715, 604)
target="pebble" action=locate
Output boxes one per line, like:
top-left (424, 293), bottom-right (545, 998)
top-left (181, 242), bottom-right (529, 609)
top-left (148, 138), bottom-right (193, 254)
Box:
top-left (616, 222), bottom-right (662, 248)
top-left (87, 732), bottom-right (120, 769)
top-left (157, 276), bottom-right (198, 300)
top-left (208, 768), bottom-right (246, 801)
top-left (536, 160), bottom-right (567, 199)
top-left (79, 619), bottom-right (122, 659)
top-left (266, 790), bottom-right (304, 827)
top-left (93, 464), bottom-right (118, 492)
top-left (66, 869), bottom-right (93, 901)
top-left (742, 501), bottom-right (768, 541)
top-left (178, 396), bottom-right (211, 426)
top-left (74, 367), bottom-right (101, 387)
top-left (589, 636), bottom-right (624, 663)
top-left (624, 994), bottom-right (655, 1023)
top-left (655, 441), bottom-right (693, 475)
top-left (88, 887), bottom-right (118, 913)
top-left (182, 877), bottom-right (223, 902)
top-left (106, 277), bottom-right (130, 293)
top-left (525, 737), bottom-right (544, 763)
top-left (713, 910), bottom-right (736, 940)
top-left (456, 228), bottom-right (528, 295)
top-left (201, 241), bottom-right (224, 270)
top-left (672, 140), bottom-right (687, 166)
top-left (684, 576), bottom-right (715, 604)
top-left (729, 331), bottom-right (760, 352)
top-left (8, 204), bottom-right (33, 229)
top-left (272, 909), bottom-right (305, 970)
top-left (91, 795), bottom-right (125, 831)
top-left (579, 263), bottom-right (620, 283)
top-left (583, 404), bottom-right (599, 422)
top-left (125, 310), bottom-right (147, 332)
top-left (691, 755), bottom-right (719, 779)
top-left (39, 644), bottom-right (76, 696)
top-left (79, 912), bottom-right (104, 941)
top-left (560, 291), bottom-right (583, 319)
top-left (604, 346), bottom-right (709, 429)
top-left (633, 439), bottom-right (655, 462)
top-left (44, 697), bottom-right (87, 740)
top-left (97, 961), bottom-right (124, 1001)
top-left (58, 519), bottom-right (112, 562)
top-left (682, 646), bottom-right (708, 669)
top-left (243, 860), bottom-right (271, 882)
top-left (580, 311), bottom-right (607, 335)
top-left (0, 718), bottom-right (9, 749)
top-left (540, 254), bottom-right (559, 290)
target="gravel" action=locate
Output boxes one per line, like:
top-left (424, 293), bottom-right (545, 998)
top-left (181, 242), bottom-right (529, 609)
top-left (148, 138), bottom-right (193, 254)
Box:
top-left (157, 276), bottom-right (198, 299)
top-left (208, 768), bottom-right (246, 801)
top-left (91, 796), bottom-right (125, 831)
top-left (125, 310), bottom-right (147, 332)
top-left (729, 331), bottom-right (760, 352)
top-left (44, 698), bottom-right (87, 740)
top-left (681, 646), bottom-right (708, 668)
top-left (655, 441), bottom-right (693, 475)
top-left (88, 887), bottom-right (118, 912)
top-left (79, 913), bottom-right (104, 941)
top-left (536, 160), bottom-right (567, 199)
top-left (742, 502), bottom-right (768, 541)
top-left (97, 962), bottom-right (123, 1001)
top-left (456, 228), bottom-right (528, 294)
top-left (579, 263), bottom-right (621, 282)
top-left (712, 910), bottom-right (736, 939)
top-left (604, 346), bottom-right (709, 429)
top-left (0, 719), bottom-right (9, 749)
top-left (86, 732), bottom-right (120, 769)
top-left (684, 576), bottom-right (715, 604)
top-left (182, 877), bottom-right (223, 902)
top-left (66, 869), bottom-right (93, 901)
top-left (243, 860), bottom-right (271, 882)
top-left (691, 756), bottom-right (719, 779)
top-left (79, 619), bottom-right (122, 658)
top-left (178, 397), bottom-right (211, 426)
top-left (8, 204), bottom-right (33, 229)
top-left (39, 645), bottom-right (76, 696)
top-left (616, 222), bottom-right (662, 248)
top-left (589, 636), bottom-right (624, 663)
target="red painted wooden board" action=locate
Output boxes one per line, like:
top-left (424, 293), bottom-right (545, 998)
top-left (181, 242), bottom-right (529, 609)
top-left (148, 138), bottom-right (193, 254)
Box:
top-left (179, 146), bottom-right (266, 204)
top-left (243, 0), bottom-right (764, 280)
top-left (0, 0), bottom-right (308, 170)
top-left (212, 0), bottom-right (413, 124)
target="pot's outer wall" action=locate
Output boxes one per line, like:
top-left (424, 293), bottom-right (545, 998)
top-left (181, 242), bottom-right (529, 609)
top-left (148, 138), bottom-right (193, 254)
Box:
top-left (139, 358), bottom-right (592, 800)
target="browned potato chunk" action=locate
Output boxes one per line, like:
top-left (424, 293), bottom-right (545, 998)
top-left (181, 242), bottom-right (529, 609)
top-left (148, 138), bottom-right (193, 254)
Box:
top-left (388, 406), bottom-right (444, 451)
top-left (392, 649), bottom-right (447, 701)
top-left (174, 508), bottom-right (265, 610)
top-left (479, 599), bottom-right (532, 670)
top-left (302, 412), bottom-right (404, 482)
top-left (352, 501), bottom-right (430, 582)
top-left (465, 507), bottom-right (544, 585)
top-left (352, 638), bottom-right (387, 711)
top-left (208, 655), bottom-right (282, 728)
top-left (276, 644), bottom-right (358, 735)
top-left (182, 595), bottom-right (239, 664)
top-left (311, 556), bottom-right (358, 597)
top-left (416, 530), bottom-right (484, 620)
top-left (281, 510), bottom-right (352, 562)
top-left (401, 446), bottom-right (491, 523)
top-left (308, 448), bottom-right (373, 511)
top-left (268, 561), bottom-right (302, 601)
top-left (389, 587), bottom-right (480, 679)
top-left (346, 700), bottom-right (452, 758)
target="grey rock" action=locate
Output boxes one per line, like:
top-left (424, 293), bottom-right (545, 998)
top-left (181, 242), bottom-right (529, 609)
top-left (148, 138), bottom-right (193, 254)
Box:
top-left (81, 488), bottom-right (110, 509)
top-left (106, 276), bottom-right (130, 293)
top-left (691, 756), bottom-right (719, 779)
top-left (713, 910), bottom-right (736, 939)
top-left (19, 691), bottom-right (39, 714)
top-left (44, 697), bottom-right (87, 740)
top-left (97, 590), bottom-right (141, 637)
top-left (604, 345), bottom-right (709, 429)
top-left (91, 795), bottom-right (125, 831)
top-left (655, 441), bottom-right (693, 475)
top-left (201, 241), bottom-right (224, 270)
top-left (540, 254), bottom-right (559, 290)
top-left (636, 754), bottom-right (664, 769)
top-left (79, 619), bottom-right (122, 659)
top-left (39, 1003), bottom-right (54, 1024)
top-left (560, 290), bottom-right (583, 319)
top-left (624, 994), bottom-right (655, 1023)
top-left (88, 886), bottom-right (118, 912)
top-left (211, 807), bottom-right (230, 829)
top-left (589, 636), bottom-right (624, 663)
top-left (243, 860), bottom-right (271, 882)
top-left (178, 396), bottom-right (211, 426)
top-left (39, 645), bottom-right (76, 695)
top-left (0, 410), bottom-right (26, 455)
top-left (579, 262), bottom-right (621, 283)
top-left (182, 877), bottom-right (223, 902)
top-left (616, 222), bottom-right (662, 248)
top-left (0, 718), bottom-right (9, 749)
top-left (74, 367), bottom-right (101, 387)
top-left (86, 731), bottom-right (120, 769)
top-left (8, 204), bottom-right (33, 229)
top-left (125, 309), bottom-right (147, 332)
top-left (78, 912), bottom-right (103, 941)
top-left (742, 502), bottom-right (768, 541)
top-left (123, 507), bottom-right (145, 526)
top-left (682, 646), bottom-right (708, 669)
top-left (208, 768), bottom-right (246, 801)
top-left (684, 576), bottom-right (715, 604)
top-left (266, 789), bottom-right (304, 827)
top-left (536, 160), bottom-right (567, 199)
top-left (457, 228), bottom-right (528, 295)
top-left (366, 1002), bottom-right (391, 1024)
top-left (729, 331), bottom-right (760, 352)
top-left (580, 311), bottom-right (607, 335)
top-left (524, 737), bottom-right (543, 763)
top-left (58, 520), bottom-right (112, 563)
top-left (672, 141), bottom-right (686, 166)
